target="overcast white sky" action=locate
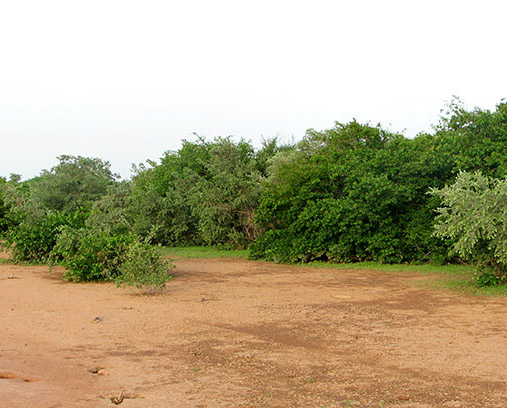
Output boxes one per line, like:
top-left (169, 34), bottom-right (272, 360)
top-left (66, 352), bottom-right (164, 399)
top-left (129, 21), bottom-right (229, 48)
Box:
top-left (1, 0), bottom-right (506, 180)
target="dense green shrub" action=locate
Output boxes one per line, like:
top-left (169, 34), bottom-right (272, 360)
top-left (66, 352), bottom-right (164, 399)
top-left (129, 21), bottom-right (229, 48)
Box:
top-left (250, 101), bottom-right (507, 264)
top-left (1, 156), bottom-right (118, 263)
top-left (52, 227), bottom-right (172, 289)
top-left (50, 185), bottom-right (173, 288)
top-left (129, 159), bottom-right (200, 246)
top-left (3, 99), bottom-right (506, 281)
top-left (188, 138), bottom-right (262, 247)
top-left (434, 99), bottom-right (507, 177)
top-left (52, 227), bottom-right (135, 281)
top-left (0, 177), bottom-right (8, 236)
top-left (250, 121), bottom-right (448, 263)
top-left (1, 182), bottom-right (87, 263)
top-left (129, 137), bottom-right (280, 248)
top-left (0, 175), bottom-right (25, 237)
top-left (8, 211), bottom-right (86, 263)
top-left (431, 171), bottom-right (507, 285)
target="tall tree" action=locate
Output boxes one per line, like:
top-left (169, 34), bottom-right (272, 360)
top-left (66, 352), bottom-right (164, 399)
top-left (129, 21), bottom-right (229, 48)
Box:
top-left (32, 155), bottom-right (118, 212)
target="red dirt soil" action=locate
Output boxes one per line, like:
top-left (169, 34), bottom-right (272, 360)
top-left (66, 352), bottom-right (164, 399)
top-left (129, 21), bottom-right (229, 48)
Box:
top-left (0, 257), bottom-right (506, 407)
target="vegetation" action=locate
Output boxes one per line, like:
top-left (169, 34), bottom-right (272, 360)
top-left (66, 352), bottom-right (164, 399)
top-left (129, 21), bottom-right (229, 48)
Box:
top-left (116, 242), bottom-right (172, 291)
top-left (1, 156), bottom-right (172, 291)
top-left (159, 246), bottom-right (249, 259)
top-left (31, 155), bottom-right (119, 212)
top-left (0, 98), bottom-right (506, 289)
top-left (0, 177), bottom-right (9, 235)
top-left (250, 101), bottom-right (506, 273)
top-left (128, 137), bottom-right (285, 248)
top-left (431, 171), bottom-right (507, 286)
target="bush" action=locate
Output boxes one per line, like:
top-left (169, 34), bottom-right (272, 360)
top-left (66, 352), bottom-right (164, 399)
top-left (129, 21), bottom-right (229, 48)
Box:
top-left (52, 226), bottom-right (172, 290)
top-left (52, 227), bottom-right (135, 281)
top-left (251, 100), bottom-right (507, 265)
top-left (4, 208), bottom-right (86, 263)
top-left (431, 171), bottom-right (507, 285)
top-left (1, 155), bottom-right (116, 263)
top-left (476, 268), bottom-right (504, 287)
top-left (129, 136), bottom-right (280, 248)
top-left (250, 121), bottom-right (450, 263)
top-left (116, 242), bottom-right (172, 291)
top-left (0, 177), bottom-right (8, 236)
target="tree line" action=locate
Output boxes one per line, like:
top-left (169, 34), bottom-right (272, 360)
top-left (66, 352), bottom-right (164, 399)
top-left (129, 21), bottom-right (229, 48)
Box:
top-left (1, 99), bottom-right (506, 286)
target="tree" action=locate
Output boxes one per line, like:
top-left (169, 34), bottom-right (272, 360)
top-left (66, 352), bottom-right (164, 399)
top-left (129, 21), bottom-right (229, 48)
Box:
top-left (435, 98), bottom-right (507, 177)
top-left (189, 138), bottom-right (262, 248)
top-left (431, 171), bottom-right (507, 285)
top-left (1, 190), bottom-right (86, 262)
top-left (129, 147), bottom-right (202, 246)
top-left (250, 121), bottom-right (443, 263)
top-left (129, 136), bottom-right (274, 248)
top-left (31, 155), bottom-right (118, 212)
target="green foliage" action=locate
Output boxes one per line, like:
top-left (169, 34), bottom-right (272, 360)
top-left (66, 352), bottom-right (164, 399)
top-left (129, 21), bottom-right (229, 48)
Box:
top-left (31, 155), bottom-right (118, 212)
top-left (0, 156), bottom-right (117, 263)
top-left (53, 227), bottom-right (135, 281)
top-left (251, 121), bottom-right (448, 263)
top-left (1, 181), bottom-right (87, 262)
top-left (50, 184), bottom-right (173, 288)
top-left (3, 98), bottom-right (506, 283)
top-left (5, 209), bottom-right (86, 263)
top-left (0, 177), bottom-right (7, 235)
top-left (130, 136), bottom-right (272, 248)
top-left (2, 156), bottom-right (172, 290)
top-left (436, 98), bottom-right (507, 177)
top-left (255, 137), bottom-right (295, 177)
top-left (53, 227), bottom-right (172, 289)
top-left (475, 268), bottom-right (502, 287)
top-left (251, 100), bottom-right (507, 265)
top-left (431, 171), bottom-right (507, 285)
top-left (129, 156), bottom-right (200, 246)
top-left (189, 138), bottom-right (262, 248)
top-left (86, 182), bottom-right (133, 236)
top-left (116, 242), bottom-right (172, 291)
top-left (0, 175), bottom-right (25, 237)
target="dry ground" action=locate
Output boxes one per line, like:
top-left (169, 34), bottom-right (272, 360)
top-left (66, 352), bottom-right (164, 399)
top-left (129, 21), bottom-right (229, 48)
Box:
top-left (0, 256), bottom-right (506, 407)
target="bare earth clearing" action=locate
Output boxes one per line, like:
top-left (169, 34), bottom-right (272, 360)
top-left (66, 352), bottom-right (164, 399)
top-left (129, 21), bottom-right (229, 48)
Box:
top-left (1, 255), bottom-right (506, 408)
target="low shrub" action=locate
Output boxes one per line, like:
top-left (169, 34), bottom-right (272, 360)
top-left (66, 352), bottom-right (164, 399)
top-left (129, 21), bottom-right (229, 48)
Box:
top-left (52, 227), bottom-right (135, 281)
top-left (475, 268), bottom-right (504, 287)
top-left (52, 227), bottom-right (172, 290)
top-left (116, 242), bottom-right (172, 291)
top-left (4, 210), bottom-right (86, 263)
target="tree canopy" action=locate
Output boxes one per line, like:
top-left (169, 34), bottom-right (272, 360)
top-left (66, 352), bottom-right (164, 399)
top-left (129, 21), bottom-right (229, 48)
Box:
top-left (1, 99), bottom-right (506, 286)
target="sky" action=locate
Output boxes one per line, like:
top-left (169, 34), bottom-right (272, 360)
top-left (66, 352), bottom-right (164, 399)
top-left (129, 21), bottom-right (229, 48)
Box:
top-left (1, 0), bottom-right (506, 180)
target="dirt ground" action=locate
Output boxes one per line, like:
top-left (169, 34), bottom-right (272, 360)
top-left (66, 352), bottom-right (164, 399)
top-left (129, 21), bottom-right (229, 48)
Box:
top-left (1, 256), bottom-right (506, 408)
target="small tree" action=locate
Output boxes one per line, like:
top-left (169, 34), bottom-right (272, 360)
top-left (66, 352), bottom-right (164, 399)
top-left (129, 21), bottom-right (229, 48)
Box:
top-left (430, 171), bottom-right (507, 285)
top-left (190, 138), bottom-right (262, 248)
top-left (32, 155), bottom-right (118, 212)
